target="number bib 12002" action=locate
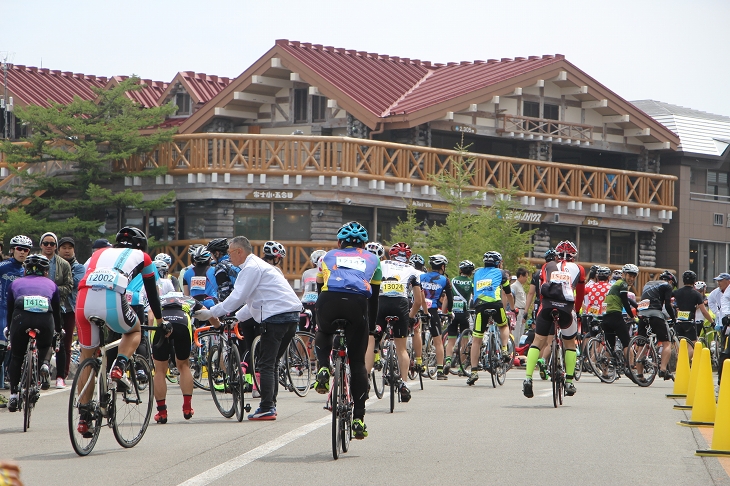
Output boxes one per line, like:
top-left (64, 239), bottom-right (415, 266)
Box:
top-left (87, 268), bottom-right (128, 294)
top-left (24, 296), bottom-right (49, 313)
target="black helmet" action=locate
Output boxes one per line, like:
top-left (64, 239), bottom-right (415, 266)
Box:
top-left (544, 248), bottom-right (557, 263)
top-left (596, 266), bottom-right (611, 280)
top-left (206, 238), bottom-right (229, 254)
top-left (24, 254), bottom-right (50, 276)
top-left (115, 226), bottom-right (148, 252)
top-left (682, 270), bottom-right (697, 285)
top-left (659, 270), bottom-right (678, 288)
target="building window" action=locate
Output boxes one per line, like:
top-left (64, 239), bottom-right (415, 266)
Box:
top-left (148, 213), bottom-right (176, 241)
top-left (377, 209), bottom-right (407, 243)
top-left (708, 170), bottom-right (729, 198)
top-left (293, 89), bottom-right (308, 123)
top-left (175, 92), bottom-right (192, 116)
top-left (579, 228), bottom-right (608, 263)
top-left (547, 225), bottom-right (577, 250)
top-left (543, 103), bottom-right (559, 121)
top-left (523, 101), bottom-right (559, 120)
top-left (609, 231), bottom-right (636, 265)
top-left (312, 95), bottom-right (327, 122)
top-left (690, 240), bottom-right (728, 285)
top-left (524, 101), bottom-right (539, 118)
top-left (234, 202), bottom-right (270, 240)
top-left (274, 203), bottom-right (310, 240)
top-left (714, 213), bottom-right (725, 226)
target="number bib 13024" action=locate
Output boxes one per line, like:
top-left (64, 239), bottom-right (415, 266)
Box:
top-left (87, 268), bottom-right (128, 294)
top-left (24, 296), bottom-right (49, 313)
top-left (381, 282), bottom-right (405, 296)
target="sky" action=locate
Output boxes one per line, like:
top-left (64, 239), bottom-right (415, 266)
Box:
top-left (2, 0), bottom-right (729, 116)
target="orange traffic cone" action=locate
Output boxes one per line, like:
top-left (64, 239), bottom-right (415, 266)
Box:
top-left (674, 341), bottom-right (703, 410)
top-left (679, 348), bottom-right (715, 427)
top-left (667, 338), bottom-right (690, 398)
top-left (697, 360), bottom-right (730, 456)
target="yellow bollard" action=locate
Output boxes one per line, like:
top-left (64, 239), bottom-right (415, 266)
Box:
top-left (667, 338), bottom-right (690, 398)
top-left (697, 360), bottom-right (730, 456)
top-left (679, 348), bottom-right (715, 426)
top-left (674, 341), bottom-right (703, 410)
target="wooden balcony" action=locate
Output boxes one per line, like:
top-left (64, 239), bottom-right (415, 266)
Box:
top-left (112, 134), bottom-right (676, 210)
top-left (496, 114), bottom-right (593, 143)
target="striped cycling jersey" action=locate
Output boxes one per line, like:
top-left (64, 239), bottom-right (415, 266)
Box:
top-left (80, 248), bottom-right (155, 293)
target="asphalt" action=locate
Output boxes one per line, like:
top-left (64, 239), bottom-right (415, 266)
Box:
top-left (2, 368), bottom-right (729, 486)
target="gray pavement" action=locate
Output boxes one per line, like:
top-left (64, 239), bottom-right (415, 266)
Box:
top-left (2, 369), bottom-right (729, 486)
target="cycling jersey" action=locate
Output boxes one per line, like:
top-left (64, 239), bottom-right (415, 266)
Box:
top-left (473, 267), bottom-right (510, 304)
top-left (673, 286), bottom-right (704, 322)
top-left (317, 247), bottom-right (382, 297)
top-left (183, 265), bottom-right (218, 300)
top-left (539, 260), bottom-right (585, 308)
top-left (7, 275), bottom-right (62, 331)
top-left (638, 280), bottom-right (675, 320)
top-left (126, 269), bottom-right (160, 306)
top-left (604, 279), bottom-right (632, 315)
top-left (380, 260), bottom-right (421, 299)
top-left (213, 255), bottom-right (239, 301)
top-left (300, 267), bottom-right (319, 304)
top-left (0, 258), bottom-right (25, 342)
top-left (421, 271), bottom-right (452, 309)
top-left (583, 280), bottom-right (611, 315)
top-left (451, 275), bottom-right (473, 314)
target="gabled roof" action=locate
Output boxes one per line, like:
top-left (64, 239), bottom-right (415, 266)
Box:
top-left (104, 76), bottom-right (169, 108)
top-left (4, 64), bottom-right (108, 107)
top-left (159, 72), bottom-right (232, 106)
top-left (632, 100), bottom-right (730, 156)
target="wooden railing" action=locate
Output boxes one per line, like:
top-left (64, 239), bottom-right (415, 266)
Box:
top-left (497, 114), bottom-right (593, 143)
top-left (112, 134), bottom-right (677, 210)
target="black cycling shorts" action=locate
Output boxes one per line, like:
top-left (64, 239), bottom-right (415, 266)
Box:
top-left (601, 312), bottom-right (630, 350)
top-left (427, 308), bottom-right (444, 338)
top-left (638, 316), bottom-right (670, 342)
top-left (674, 320), bottom-right (698, 342)
top-left (535, 299), bottom-right (576, 338)
top-left (448, 312), bottom-right (470, 337)
top-left (375, 296), bottom-right (410, 338)
top-left (152, 309), bottom-right (192, 362)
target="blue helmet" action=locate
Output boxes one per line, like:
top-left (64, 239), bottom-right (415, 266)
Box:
top-left (337, 221), bottom-right (368, 244)
top-left (544, 248), bottom-right (557, 262)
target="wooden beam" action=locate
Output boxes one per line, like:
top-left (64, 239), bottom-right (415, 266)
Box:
top-left (603, 114), bottom-right (630, 123)
top-left (644, 141), bottom-right (670, 150)
top-left (251, 75), bottom-right (293, 89)
top-left (624, 128), bottom-right (651, 137)
top-left (271, 58), bottom-right (283, 69)
top-left (214, 107), bottom-right (258, 119)
top-left (582, 100), bottom-right (608, 109)
top-left (233, 92), bottom-right (276, 104)
top-left (561, 86), bottom-right (588, 96)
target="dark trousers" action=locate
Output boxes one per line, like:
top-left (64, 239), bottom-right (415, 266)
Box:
top-left (257, 321), bottom-right (297, 410)
top-left (55, 312), bottom-right (76, 379)
top-left (8, 311), bottom-right (54, 392)
top-left (237, 318), bottom-right (260, 376)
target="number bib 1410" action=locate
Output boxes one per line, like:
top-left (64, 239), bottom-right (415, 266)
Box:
top-left (24, 296), bottom-right (49, 313)
top-left (87, 268), bottom-right (128, 294)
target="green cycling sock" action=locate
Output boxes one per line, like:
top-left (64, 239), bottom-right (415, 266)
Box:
top-left (565, 349), bottom-right (577, 383)
top-left (525, 347), bottom-right (540, 377)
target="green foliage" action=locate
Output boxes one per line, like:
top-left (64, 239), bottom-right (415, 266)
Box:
top-left (0, 76), bottom-right (178, 245)
top-left (0, 208), bottom-right (100, 247)
top-left (387, 205), bottom-right (429, 256)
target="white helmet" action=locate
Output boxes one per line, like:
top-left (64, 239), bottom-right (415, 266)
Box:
top-left (10, 235), bottom-right (32, 249)
top-left (365, 242), bottom-right (385, 259)
top-left (154, 260), bottom-right (169, 276)
top-left (310, 249), bottom-right (326, 266)
top-left (155, 253), bottom-right (172, 266)
top-left (621, 264), bottom-right (639, 275)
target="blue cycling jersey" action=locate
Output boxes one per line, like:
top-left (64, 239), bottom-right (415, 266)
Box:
top-left (183, 266), bottom-right (218, 300)
top-left (420, 271), bottom-right (449, 309)
top-left (0, 258), bottom-right (25, 342)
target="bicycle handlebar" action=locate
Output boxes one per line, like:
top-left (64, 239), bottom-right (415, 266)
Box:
top-left (193, 321), bottom-right (244, 348)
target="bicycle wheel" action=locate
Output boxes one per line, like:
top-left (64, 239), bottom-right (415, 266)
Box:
top-left (286, 335), bottom-right (312, 397)
top-left (423, 331), bottom-right (437, 380)
top-left (332, 357), bottom-right (343, 460)
top-left (69, 358), bottom-right (102, 456)
top-left (627, 335), bottom-right (657, 387)
top-left (228, 344), bottom-right (245, 422)
top-left (485, 337), bottom-right (496, 388)
top-left (495, 337), bottom-right (506, 386)
top-left (387, 343), bottom-right (397, 413)
top-left (191, 334), bottom-right (211, 391)
top-left (20, 350), bottom-right (33, 432)
top-left (339, 359), bottom-right (351, 454)
top-left (587, 337), bottom-right (617, 383)
top-left (371, 342), bottom-right (384, 399)
top-left (113, 355), bottom-right (153, 448)
top-left (250, 335), bottom-right (262, 393)
top-left (573, 337), bottom-right (583, 382)
top-left (208, 343), bottom-right (235, 418)
top-left (457, 329), bottom-right (473, 374)
top-left (505, 335), bottom-right (516, 371)
top-left (551, 339), bottom-right (560, 408)
top-left (406, 337), bottom-right (417, 381)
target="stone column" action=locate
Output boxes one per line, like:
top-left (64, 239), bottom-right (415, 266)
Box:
top-left (638, 232), bottom-right (657, 268)
top-left (532, 228), bottom-right (551, 258)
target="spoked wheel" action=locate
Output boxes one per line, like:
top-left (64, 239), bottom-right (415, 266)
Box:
top-left (191, 335), bottom-right (211, 391)
top-left (505, 335), bottom-right (516, 371)
top-left (458, 330), bottom-right (473, 375)
top-left (385, 343), bottom-right (397, 413)
top-left (250, 336), bottom-right (262, 394)
top-left (423, 331), bottom-right (437, 380)
top-left (627, 335), bottom-right (658, 387)
top-left (228, 345), bottom-right (247, 422)
top-left (69, 358), bottom-right (102, 456)
top-left (587, 337), bottom-right (617, 383)
top-left (286, 335), bottom-right (312, 397)
top-left (331, 359), bottom-right (344, 459)
top-left (371, 344), bottom-right (384, 399)
top-left (22, 352), bottom-right (35, 432)
top-left (113, 355), bottom-right (154, 448)
top-left (551, 340), bottom-right (562, 408)
top-left (208, 345), bottom-right (235, 418)
top-left (406, 337), bottom-right (417, 381)
top-left (573, 338), bottom-right (583, 382)
top-left (484, 339), bottom-right (496, 388)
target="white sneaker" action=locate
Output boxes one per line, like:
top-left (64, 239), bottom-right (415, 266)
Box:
top-left (56, 377), bottom-right (66, 389)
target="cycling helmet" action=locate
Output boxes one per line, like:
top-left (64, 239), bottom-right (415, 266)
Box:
top-left (389, 242), bottom-right (412, 263)
top-left (263, 241), bottom-right (286, 258)
top-left (154, 260), bottom-right (169, 276)
top-left (694, 281), bottom-right (707, 291)
top-left (24, 254), bottom-right (50, 276)
top-left (659, 270), bottom-right (678, 288)
top-left (206, 238), bottom-right (229, 254)
top-left (365, 242), bottom-right (385, 259)
top-left (310, 249), bottom-right (327, 266)
top-left (337, 221), bottom-right (368, 245)
top-left (612, 269), bottom-right (623, 279)
top-left (555, 241), bottom-right (578, 261)
top-left (544, 248), bottom-right (557, 263)
top-left (191, 246), bottom-right (212, 264)
top-left (429, 254), bottom-right (448, 268)
top-left (155, 253), bottom-right (172, 266)
top-left (9, 235), bottom-right (32, 249)
top-left (459, 260), bottom-right (476, 274)
top-left (187, 244), bottom-right (203, 255)
top-left (683, 270), bottom-right (698, 285)
top-left (596, 266), bottom-right (611, 280)
top-left (622, 264), bottom-right (639, 275)
top-left (409, 254), bottom-right (425, 267)
top-left (115, 226), bottom-right (148, 252)
top-left (483, 251), bottom-right (502, 267)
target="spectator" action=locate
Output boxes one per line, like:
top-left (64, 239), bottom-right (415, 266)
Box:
top-left (56, 237), bottom-right (85, 387)
top-left (511, 267), bottom-right (528, 330)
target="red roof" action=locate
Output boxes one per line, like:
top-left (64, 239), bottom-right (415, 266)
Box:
top-left (6, 65), bottom-right (108, 107)
top-left (106, 76), bottom-right (169, 108)
top-left (175, 72), bottom-right (232, 104)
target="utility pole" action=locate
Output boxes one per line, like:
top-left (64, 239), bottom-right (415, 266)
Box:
top-left (1, 52), bottom-right (12, 140)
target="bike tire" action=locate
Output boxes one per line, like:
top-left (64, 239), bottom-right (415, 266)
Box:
top-left (388, 343), bottom-right (396, 413)
top-left (340, 359), bottom-right (351, 454)
top-left (486, 337), bottom-right (496, 388)
top-left (250, 335), bottom-right (262, 393)
top-left (371, 342), bottom-right (384, 399)
top-left (208, 343), bottom-right (235, 418)
top-left (551, 339), bottom-right (560, 408)
top-left (287, 335), bottom-right (311, 397)
top-left (457, 329), bottom-right (472, 374)
top-left (228, 344), bottom-right (245, 422)
top-left (573, 337), bottom-right (583, 382)
top-left (587, 337), bottom-right (617, 383)
top-left (332, 358), bottom-right (342, 460)
top-left (495, 338), bottom-right (507, 386)
top-left (69, 358), bottom-right (102, 456)
top-left (21, 350), bottom-right (34, 432)
top-left (627, 335), bottom-right (657, 387)
top-left (423, 331), bottom-right (437, 380)
top-left (113, 355), bottom-right (154, 448)
top-left (191, 334), bottom-right (211, 391)
top-left (505, 335), bottom-right (516, 371)
top-left (406, 337), bottom-right (417, 381)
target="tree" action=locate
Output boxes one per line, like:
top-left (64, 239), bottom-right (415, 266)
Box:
top-left (0, 76), bottom-right (177, 246)
top-left (387, 205), bottom-right (430, 256)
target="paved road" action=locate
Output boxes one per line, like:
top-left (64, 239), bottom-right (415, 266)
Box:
top-left (3, 369), bottom-right (730, 486)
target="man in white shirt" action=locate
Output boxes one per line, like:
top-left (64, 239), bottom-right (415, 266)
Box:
top-left (194, 236), bottom-right (301, 421)
top-left (714, 273), bottom-right (730, 385)
top-left (511, 268), bottom-right (528, 331)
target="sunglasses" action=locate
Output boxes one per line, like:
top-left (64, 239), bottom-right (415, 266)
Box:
top-left (14, 247), bottom-right (31, 253)
top-left (41, 241), bottom-right (57, 247)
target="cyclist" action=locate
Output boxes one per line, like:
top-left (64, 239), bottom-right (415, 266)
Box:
top-left (369, 242), bottom-right (423, 402)
top-left (312, 222), bottom-right (381, 439)
top-left (583, 266), bottom-right (612, 316)
top-left (523, 241), bottom-right (585, 398)
top-left (610, 269), bottom-right (623, 284)
top-left (637, 270), bottom-right (677, 380)
top-left (467, 251), bottom-right (514, 386)
top-left (601, 263), bottom-right (639, 369)
top-left (262, 241), bottom-right (286, 275)
top-left (75, 227), bottom-right (165, 435)
top-left (673, 270), bottom-right (713, 361)
top-left (183, 246), bottom-right (218, 302)
top-left (365, 242), bottom-right (386, 261)
top-left (526, 248), bottom-right (557, 322)
top-left (445, 260), bottom-right (475, 375)
top-left (206, 238), bottom-right (240, 302)
top-left (5, 255), bottom-right (62, 413)
top-left (300, 249), bottom-right (326, 332)
top-left (409, 254), bottom-right (426, 272)
top-left (155, 253), bottom-right (181, 292)
top-left (715, 273), bottom-right (730, 383)
top-left (0, 236), bottom-right (33, 395)
top-left (420, 254), bottom-right (453, 380)
top-left (694, 281), bottom-right (711, 339)
top-left (180, 244), bottom-right (203, 282)
top-left (154, 260), bottom-right (176, 296)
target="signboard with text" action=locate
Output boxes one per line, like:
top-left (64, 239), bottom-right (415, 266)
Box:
top-left (245, 190), bottom-right (301, 200)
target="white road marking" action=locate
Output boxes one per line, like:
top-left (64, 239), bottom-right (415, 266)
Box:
top-left (178, 394), bottom-right (382, 486)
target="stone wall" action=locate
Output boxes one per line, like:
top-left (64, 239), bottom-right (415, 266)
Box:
top-left (202, 119), bottom-right (235, 133)
top-left (532, 228), bottom-right (551, 258)
top-left (310, 203), bottom-right (343, 240)
top-left (638, 232), bottom-right (657, 268)
top-left (347, 114), bottom-right (370, 139)
top-left (528, 141), bottom-right (552, 161)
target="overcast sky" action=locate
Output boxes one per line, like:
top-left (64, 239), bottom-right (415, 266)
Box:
top-left (2, 0), bottom-right (728, 116)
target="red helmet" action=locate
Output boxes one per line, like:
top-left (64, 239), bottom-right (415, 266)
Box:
top-left (389, 242), bottom-right (412, 262)
top-left (555, 240), bottom-right (578, 261)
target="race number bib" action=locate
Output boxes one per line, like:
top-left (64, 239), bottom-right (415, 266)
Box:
top-left (677, 310), bottom-right (690, 321)
top-left (190, 276), bottom-right (207, 291)
top-left (453, 300), bottom-right (465, 313)
top-left (588, 305), bottom-right (600, 315)
top-left (336, 256), bottom-right (366, 272)
top-left (301, 292), bottom-right (318, 304)
top-left (382, 282), bottom-right (405, 295)
top-left (476, 279), bottom-right (493, 291)
top-left (637, 299), bottom-right (650, 311)
top-left (88, 268), bottom-right (128, 294)
top-left (601, 302), bottom-right (607, 314)
top-left (424, 298), bottom-right (433, 309)
top-left (550, 271), bottom-right (574, 302)
top-left (24, 296), bottom-right (49, 313)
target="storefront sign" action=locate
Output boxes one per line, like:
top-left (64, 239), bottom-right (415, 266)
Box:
top-left (583, 216), bottom-right (602, 227)
top-left (246, 190), bottom-right (301, 200)
top-left (507, 211), bottom-right (544, 223)
top-left (409, 199), bottom-right (452, 210)
top-left (452, 124), bottom-right (477, 134)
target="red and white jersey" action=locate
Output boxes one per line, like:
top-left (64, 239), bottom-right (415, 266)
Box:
top-left (80, 248), bottom-right (155, 293)
top-left (583, 281), bottom-right (612, 315)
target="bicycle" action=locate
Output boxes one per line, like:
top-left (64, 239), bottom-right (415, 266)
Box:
top-left (698, 320), bottom-right (722, 372)
top-left (250, 332), bottom-right (312, 398)
top-left (482, 309), bottom-right (508, 387)
top-left (17, 328), bottom-right (42, 432)
top-left (193, 317), bottom-right (250, 421)
top-left (382, 316), bottom-right (401, 413)
top-left (626, 316), bottom-right (660, 386)
top-left (370, 329), bottom-right (385, 399)
top-left (443, 310), bottom-right (474, 376)
top-left (548, 310), bottom-right (565, 408)
top-left (330, 321), bottom-right (353, 460)
top-left (586, 324), bottom-right (627, 384)
top-left (68, 318), bottom-right (154, 456)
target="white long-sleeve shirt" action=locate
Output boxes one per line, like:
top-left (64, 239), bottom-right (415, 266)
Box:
top-left (709, 287), bottom-right (724, 323)
top-left (209, 253), bottom-right (301, 322)
top-left (720, 285), bottom-right (730, 319)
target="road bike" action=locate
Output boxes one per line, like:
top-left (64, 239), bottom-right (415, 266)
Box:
top-left (586, 325), bottom-right (627, 384)
top-left (482, 309), bottom-right (508, 387)
top-left (698, 320), bottom-right (722, 371)
top-left (626, 316), bottom-right (660, 386)
top-left (330, 321), bottom-right (353, 460)
top-left (370, 331), bottom-right (385, 399)
top-left (17, 328), bottom-right (42, 432)
top-left (548, 310), bottom-right (565, 408)
top-left (382, 316), bottom-right (401, 413)
top-left (68, 318), bottom-right (154, 456)
top-left (250, 332), bottom-right (312, 397)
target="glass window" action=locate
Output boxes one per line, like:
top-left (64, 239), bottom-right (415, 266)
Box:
top-left (690, 240), bottom-right (728, 285)
top-left (148, 215), bottom-right (176, 241)
top-left (234, 202), bottom-right (270, 240)
top-left (312, 95), bottom-right (327, 122)
top-left (274, 203), bottom-right (310, 240)
top-left (707, 170), bottom-right (730, 199)
top-left (543, 104), bottom-right (559, 120)
top-left (547, 225), bottom-right (577, 250)
top-left (579, 228), bottom-right (607, 263)
top-left (377, 209), bottom-right (407, 243)
top-left (609, 231), bottom-right (636, 265)
top-left (293, 89), bottom-right (308, 123)
top-left (523, 101), bottom-right (539, 118)
top-left (175, 92), bottom-right (191, 116)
